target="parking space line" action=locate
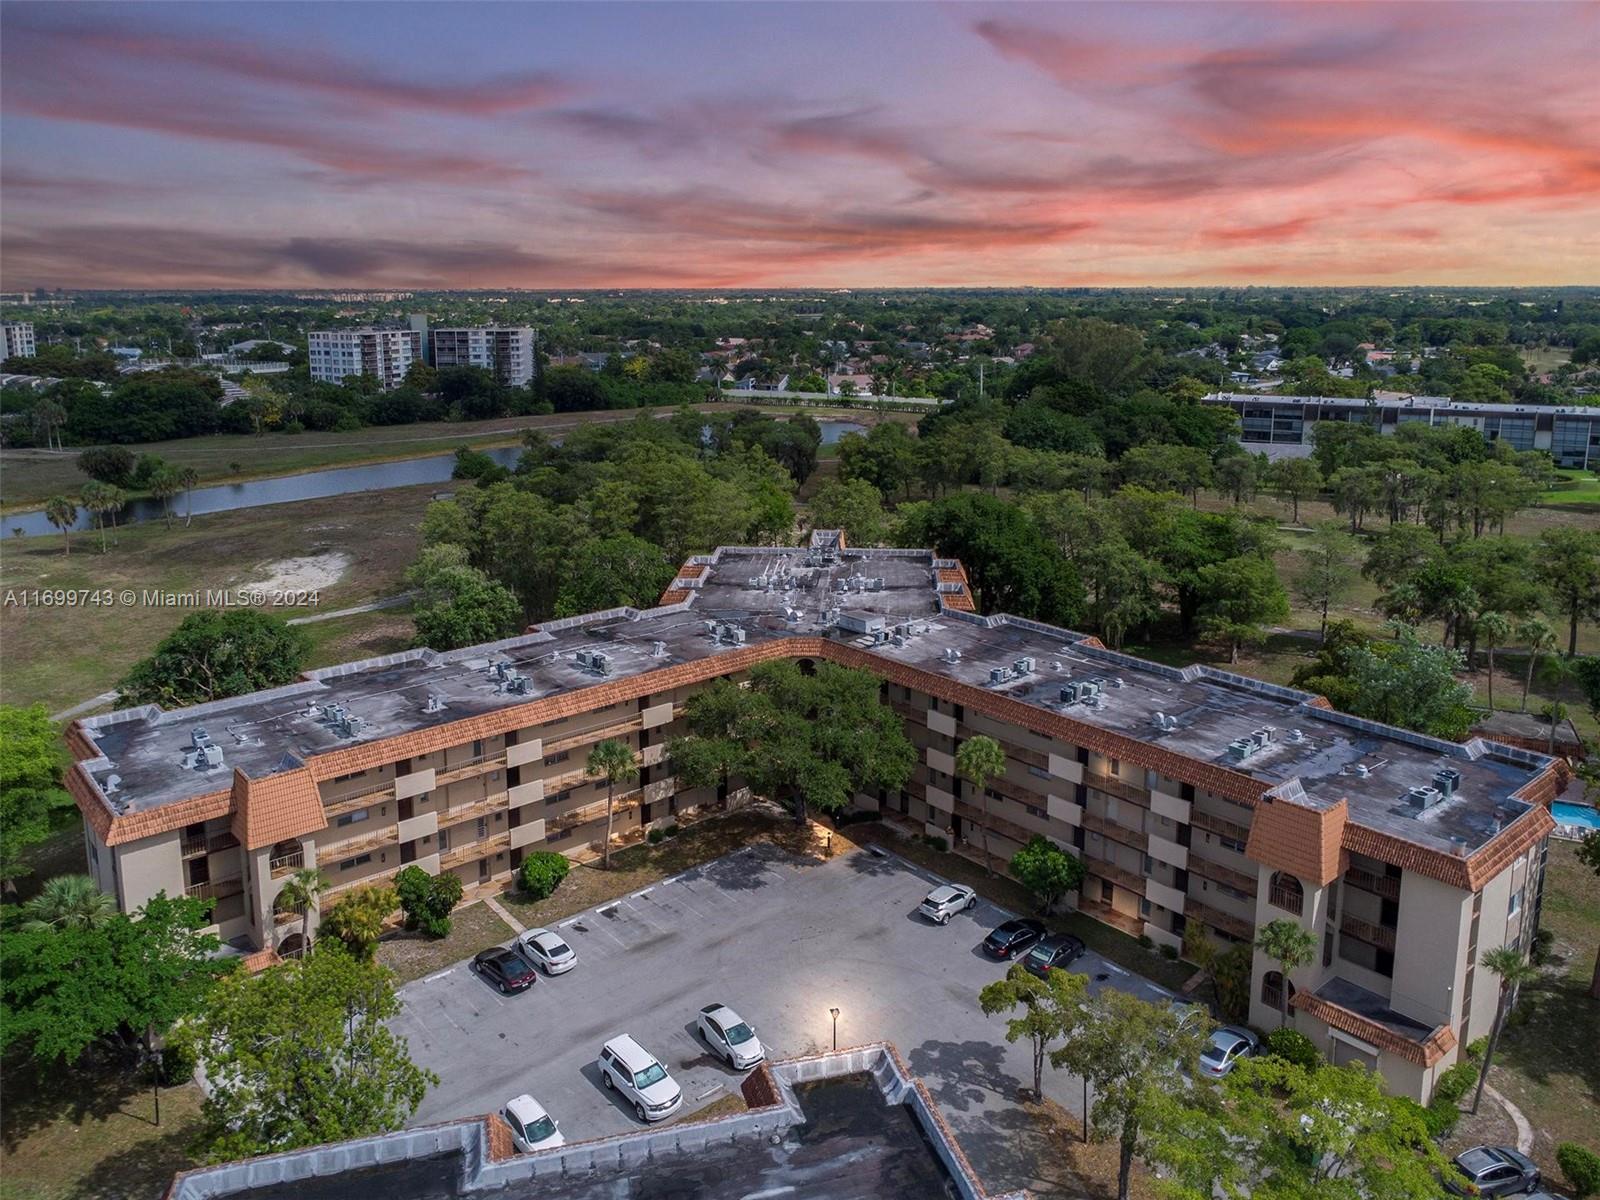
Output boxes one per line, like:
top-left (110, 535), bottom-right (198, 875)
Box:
top-left (421, 967), bottom-right (456, 985)
top-left (631, 888), bottom-right (653, 899)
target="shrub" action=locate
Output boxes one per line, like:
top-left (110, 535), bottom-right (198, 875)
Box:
top-left (157, 1040), bottom-right (197, 1086)
top-left (1531, 926), bottom-right (1555, 965)
top-left (1137, 933), bottom-right (1155, 949)
top-left (1432, 1060), bottom-right (1478, 1106)
top-left (518, 851), bottom-right (570, 901)
top-left (1416, 1094), bottom-right (1461, 1139)
top-left (664, 824), bottom-right (681, 838)
top-left (647, 827), bottom-right (665, 844)
top-left (924, 834), bottom-right (949, 853)
top-left (1465, 1036), bottom-right (1488, 1062)
top-left (1160, 943), bottom-right (1179, 960)
top-left (1264, 1027), bottom-right (1320, 1070)
top-left (1559, 1143), bottom-right (1600, 1198)
top-left (394, 865), bottom-right (464, 937)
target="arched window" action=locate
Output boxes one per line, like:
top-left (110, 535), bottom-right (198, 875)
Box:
top-left (1268, 872), bottom-right (1304, 915)
top-left (269, 838), bottom-right (304, 878)
top-left (1261, 970), bottom-right (1297, 1010)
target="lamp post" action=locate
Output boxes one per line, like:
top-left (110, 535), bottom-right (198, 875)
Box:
top-left (830, 1007), bottom-right (840, 1052)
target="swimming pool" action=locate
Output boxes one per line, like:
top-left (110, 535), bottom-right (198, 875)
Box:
top-left (1552, 801), bottom-right (1600, 832)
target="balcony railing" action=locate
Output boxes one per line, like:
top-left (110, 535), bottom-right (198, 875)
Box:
top-left (1083, 772), bottom-right (1150, 808)
top-left (269, 849), bottom-right (305, 878)
top-left (1082, 854), bottom-right (1146, 896)
top-left (1190, 809), bottom-right (1251, 845)
top-left (322, 782), bottom-right (396, 818)
top-left (1340, 913), bottom-right (1397, 953)
top-left (545, 788), bottom-right (644, 838)
top-left (180, 831), bottom-right (240, 859)
top-left (1268, 881), bottom-right (1305, 915)
top-left (1184, 897), bottom-right (1253, 941)
top-left (541, 714), bottom-right (645, 759)
top-left (439, 831), bottom-right (512, 871)
top-left (318, 824), bottom-right (398, 860)
top-left (433, 750), bottom-right (509, 789)
top-left (1343, 867), bottom-right (1402, 902)
top-left (184, 876), bottom-right (245, 902)
top-left (953, 800), bottom-right (1036, 848)
top-left (1080, 811), bottom-right (1149, 853)
top-left (1187, 854), bottom-right (1258, 896)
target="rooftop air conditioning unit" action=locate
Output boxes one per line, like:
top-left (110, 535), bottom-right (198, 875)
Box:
top-left (651, 641), bottom-right (668, 658)
top-left (506, 675), bottom-right (533, 695)
top-left (1227, 738), bottom-right (1256, 762)
top-left (203, 744), bottom-right (224, 768)
top-left (990, 667), bottom-right (1010, 685)
top-left (1407, 785), bottom-right (1444, 809)
top-left (704, 620), bottom-right (719, 636)
top-left (191, 727), bottom-right (212, 749)
top-left (892, 634), bottom-right (906, 647)
top-left (1287, 728), bottom-right (1305, 743)
top-left (1014, 657), bottom-right (1035, 676)
top-left (591, 653), bottom-right (613, 676)
top-left (1060, 683), bottom-right (1082, 704)
top-left (425, 694), bottom-right (445, 714)
top-left (1432, 767), bottom-right (1462, 796)
top-left (1112, 678), bottom-right (1126, 688)
top-left (181, 749), bottom-right (201, 770)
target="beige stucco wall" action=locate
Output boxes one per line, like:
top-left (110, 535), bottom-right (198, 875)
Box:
top-left (115, 830), bottom-right (182, 911)
top-left (1390, 872), bottom-right (1471, 1032)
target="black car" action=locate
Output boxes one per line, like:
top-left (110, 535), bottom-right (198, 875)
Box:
top-left (1022, 932), bottom-right (1086, 978)
top-left (1445, 1146), bottom-right (1541, 1197)
top-left (473, 947), bottom-right (538, 994)
top-left (983, 918), bottom-right (1049, 960)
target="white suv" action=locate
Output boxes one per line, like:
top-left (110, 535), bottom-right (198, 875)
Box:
top-left (919, 883), bottom-right (977, 924)
top-left (697, 1003), bottom-right (765, 1070)
top-left (598, 1035), bottom-right (682, 1122)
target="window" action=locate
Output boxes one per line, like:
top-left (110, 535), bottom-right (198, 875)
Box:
top-left (1508, 890), bottom-right (1522, 917)
top-left (544, 750), bottom-right (569, 767)
top-left (338, 854), bottom-right (372, 872)
top-left (336, 808), bottom-right (369, 827)
top-left (1268, 872), bottom-right (1305, 916)
top-left (473, 740), bottom-right (484, 757)
top-left (1139, 897), bottom-right (1152, 917)
top-left (1028, 765), bottom-right (1050, 780)
top-left (1221, 835), bottom-right (1247, 853)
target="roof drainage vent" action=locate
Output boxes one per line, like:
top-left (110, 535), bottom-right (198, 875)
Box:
top-left (651, 641), bottom-right (668, 658)
top-left (943, 647), bottom-right (962, 664)
top-left (1153, 712), bottom-right (1179, 732)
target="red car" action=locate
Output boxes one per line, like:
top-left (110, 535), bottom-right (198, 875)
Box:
top-left (473, 946), bottom-right (538, 994)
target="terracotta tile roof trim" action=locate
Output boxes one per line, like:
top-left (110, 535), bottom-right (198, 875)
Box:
top-left (74, 634), bottom-right (1557, 890)
top-left (1295, 991), bottom-right (1457, 1067)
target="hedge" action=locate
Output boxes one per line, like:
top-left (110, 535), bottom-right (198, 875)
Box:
top-left (517, 851), bottom-right (571, 901)
top-left (1559, 1143), bottom-right (1600, 1198)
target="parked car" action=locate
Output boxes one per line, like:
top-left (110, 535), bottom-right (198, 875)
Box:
top-left (1197, 1026), bottom-right (1260, 1079)
top-left (472, 947), bottom-right (537, 994)
top-left (1446, 1146), bottom-right (1541, 1197)
top-left (919, 884), bottom-right (977, 924)
top-left (501, 1094), bottom-right (564, 1151)
top-left (982, 917), bottom-right (1048, 960)
top-left (1021, 932), bottom-right (1086, 978)
top-left (598, 1035), bottom-right (683, 1123)
top-left (518, 927), bottom-right (577, 975)
top-left (697, 1003), bottom-right (766, 1069)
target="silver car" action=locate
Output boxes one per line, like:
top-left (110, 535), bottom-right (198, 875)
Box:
top-left (697, 1003), bottom-right (765, 1070)
top-left (518, 927), bottom-right (577, 975)
top-left (918, 883), bottom-right (977, 924)
top-left (1198, 1025), bottom-right (1260, 1079)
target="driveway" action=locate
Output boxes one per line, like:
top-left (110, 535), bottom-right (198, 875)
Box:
top-left (393, 842), bottom-right (1185, 1196)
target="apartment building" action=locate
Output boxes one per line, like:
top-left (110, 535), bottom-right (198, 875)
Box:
top-left (65, 534), bottom-right (1561, 1103)
top-left (430, 326), bottom-right (536, 387)
top-left (3, 321), bottom-right (37, 359)
top-left (1204, 391), bottom-right (1600, 469)
top-left (307, 327), bottom-right (421, 389)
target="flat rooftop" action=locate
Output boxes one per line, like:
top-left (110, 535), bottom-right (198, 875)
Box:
top-left (1205, 391), bottom-right (1598, 418)
top-left (77, 541), bottom-right (1550, 860)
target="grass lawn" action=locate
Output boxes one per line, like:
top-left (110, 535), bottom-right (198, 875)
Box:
top-left (496, 806), bottom-right (828, 927)
top-left (1487, 839), bottom-right (1600, 1180)
top-left (1539, 469), bottom-right (1600, 510)
top-left (0, 483), bottom-right (434, 715)
top-left (0, 1054), bottom-right (205, 1200)
top-left (376, 900), bottom-right (519, 987)
top-left (859, 822), bottom-right (1196, 994)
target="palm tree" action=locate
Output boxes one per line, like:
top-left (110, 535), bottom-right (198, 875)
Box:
top-left (1470, 946), bottom-right (1537, 1114)
top-left (149, 467), bottom-right (181, 530)
top-left (20, 874), bottom-right (117, 932)
top-left (956, 735), bottom-right (1008, 875)
top-left (179, 467), bottom-right (200, 527)
top-left (32, 397), bottom-right (66, 450)
top-left (79, 481), bottom-right (115, 553)
top-left (1255, 917), bottom-right (1316, 1028)
top-left (1517, 617), bottom-right (1556, 712)
top-left (275, 867), bottom-right (326, 955)
top-left (1477, 611), bottom-right (1512, 713)
top-left (43, 495), bottom-right (76, 557)
top-left (1542, 700), bottom-right (1569, 755)
top-left (586, 738), bottom-right (639, 870)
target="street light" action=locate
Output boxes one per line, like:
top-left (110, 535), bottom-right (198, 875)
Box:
top-left (829, 1007), bottom-right (841, 1052)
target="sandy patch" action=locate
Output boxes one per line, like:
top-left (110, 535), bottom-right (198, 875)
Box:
top-left (245, 551), bottom-right (351, 593)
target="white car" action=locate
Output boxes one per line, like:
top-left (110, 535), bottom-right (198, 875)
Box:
top-left (918, 883), bottom-right (977, 924)
top-left (501, 1093), bottom-right (564, 1152)
top-left (1198, 1026), bottom-right (1260, 1079)
top-left (697, 1003), bottom-right (765, 1070)
top-left (598, 1034), bottom-right (682, 1123)
top-left (517, 927), bottom-right (577, 975)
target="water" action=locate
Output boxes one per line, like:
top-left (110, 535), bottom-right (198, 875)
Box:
top-left (4, 419), bottom-right (867, 538)
top-left (1552, 801), bottom-right (1600, 831)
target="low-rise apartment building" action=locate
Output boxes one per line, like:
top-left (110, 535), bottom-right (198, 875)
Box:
top-left (65, 534), bottom-right (1561, 1103)
top-left (3, 321), bottom-right (37, 359)
top-left (1204, 391), bottom-right (1600, 469)
top-left (430, 326), bottom-right (536, 387)
top-left (307, 327), bottom-right (421, 389)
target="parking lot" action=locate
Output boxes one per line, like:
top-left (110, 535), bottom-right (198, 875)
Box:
top-left (394, 842), bottom-right (1184, 1195)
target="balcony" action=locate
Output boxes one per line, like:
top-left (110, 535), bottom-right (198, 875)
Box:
top-left (1340, 914), bottom-right (1397, 953)
top-left (319, 824), bottom-right (398, 860)
top-left (1082, 854), bottom-right (1146, 896)
top-left (322, 782), bottom-right (395, 818)
top-left (1343, 867), bottom-right (1402, 902)
top-left (1077, 897), bottom-right (1143, 937)
top-left (319, 864), bottom-right (400, 908)
top-left (184, 876), bottom-right (245, 903)
top-left (1184, 897), bottom-right (1253, 941)
top-left (180, 831), bottom-right (240, 859)
top-left (441, 792), bottom-right (507, 827)
top-left (273, 907), bottom-right (304, 926)
top-left (1188, 854), bottom-right (1258, 897)
top-left (541, 714), bottom-right (645, 759)
top-left (545, 788), bottom-right (644, 838)
top-left (1083, 772), bottom-right (1150, 808)
top-left (1080, 811), bottom-right (1148, 853)
top-left (1268, 880), bottom-right (1305, 916)
top-left (1190, 809), bottom-right (1251, 845)
top-left (434, 750), bottom-right (509, 789)
top-left (267, 848), bottom-right (305, 879)
top-left (953, 800), bottom-right (1035, 848)
top-left (439, 831), bottom-right (512, 871)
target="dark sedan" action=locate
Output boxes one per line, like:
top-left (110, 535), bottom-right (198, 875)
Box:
top-left (982, 918), bottom-right (1049, 960)
top-left (1022, 932), bottom-right (1086, 978)
top-left (473, 947), bottom-right (538, 994)
top-left (1446, 1146), bottom-right (1540, 1197)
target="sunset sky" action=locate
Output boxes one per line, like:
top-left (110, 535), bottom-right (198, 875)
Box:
top-left (2, 1), bottom-right (1597, 290)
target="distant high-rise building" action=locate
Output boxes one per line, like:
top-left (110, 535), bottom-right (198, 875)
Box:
top-left (307, 328), bottom-right (420, 389)
top-left (3, 322), bottom-right (37, 359)
top-left (430, 326), bottom-right (536, 387)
